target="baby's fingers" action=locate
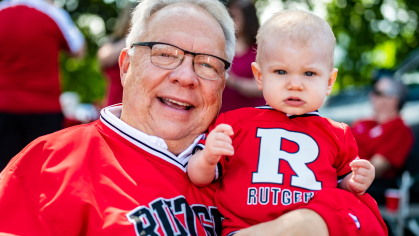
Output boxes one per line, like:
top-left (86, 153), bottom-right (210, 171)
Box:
top-left (213, 124), bottom-right (234, 136)
top-left (350, 159), bottom-right (373, 170)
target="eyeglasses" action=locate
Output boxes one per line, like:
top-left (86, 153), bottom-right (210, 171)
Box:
top-left (371, 88), bottom-right (394, 97)
top-left (131, 42), bottom-right (230, 81)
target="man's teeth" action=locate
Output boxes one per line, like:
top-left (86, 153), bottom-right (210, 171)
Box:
top-left (163, 98), bottom-right (191, 107)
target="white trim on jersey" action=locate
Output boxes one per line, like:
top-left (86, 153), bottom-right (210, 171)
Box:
top-left (100, 105), bottom-right (205, 172)
top-left (227, 230), bottom-right (238, 236)
top-left (255, 105), bottom-right (320, 117)
top-left (0, 0), bottom-right (84, 53)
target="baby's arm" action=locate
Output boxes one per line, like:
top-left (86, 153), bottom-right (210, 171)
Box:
top-left (187, 124), bottom-right (234, 187)
top-left (338, 159), bottom-right (375, 195)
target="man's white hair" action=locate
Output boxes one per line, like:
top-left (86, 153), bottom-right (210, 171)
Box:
top-left (126, 0), bottom-right (235, 63)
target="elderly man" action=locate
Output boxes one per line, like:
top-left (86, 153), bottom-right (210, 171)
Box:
top-left (0, 0), bottom-right (386, 235)
top-left (352, 76), bottom-right (413, 204)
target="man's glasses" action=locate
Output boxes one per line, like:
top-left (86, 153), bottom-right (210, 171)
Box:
top-left (131, 42), bottom-right (230, 81)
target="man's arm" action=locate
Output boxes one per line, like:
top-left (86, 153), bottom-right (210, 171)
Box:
top-left (235, 188), bottom-right (388, 236)
top-left (369, 154), bottom-right (391, 178)
top-left (0, 168), bottom-right (53, 235)
top-left (234, 209), bottom-right (328, 236)
top-left (69, 42), bottom-right (86, 59)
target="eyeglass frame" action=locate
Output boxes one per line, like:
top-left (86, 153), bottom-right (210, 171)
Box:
top-left (370, 87), bottom-right (396, 98)
top-left (131, 42), bottom-right (231, 78)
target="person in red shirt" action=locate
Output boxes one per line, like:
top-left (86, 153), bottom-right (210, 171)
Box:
top-left (0, 0), bottom-right (85, 170)
top-left (188, 10), bottom-right (384, 236)
top-left (352, 76), bottom-right (414, 204)
top-left (220, 0), bottom-right (265, 113)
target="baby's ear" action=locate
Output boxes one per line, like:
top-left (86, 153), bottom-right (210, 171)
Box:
top-left (326, 68), bottom-right (338, 95)
top-left (251, 62), bottom-right (263, 90)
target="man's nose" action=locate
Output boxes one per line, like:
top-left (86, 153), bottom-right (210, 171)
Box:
top-left (168, 55), bottom-right (199, 88)
top-left (287, 75), bottom-right (304, 90)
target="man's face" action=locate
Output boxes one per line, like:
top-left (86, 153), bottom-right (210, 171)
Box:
top-left (253, 38), bottom-right (337, 115)
top-left (370, 78), bottom-right (399, 113)
top-left (119, 3), bottom-right (227, 154)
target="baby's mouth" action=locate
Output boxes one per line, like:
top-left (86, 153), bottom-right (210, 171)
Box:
top-left (284, 97), bottom-right (305, 106)
top-left (159, 97), bottom-right (193, 110)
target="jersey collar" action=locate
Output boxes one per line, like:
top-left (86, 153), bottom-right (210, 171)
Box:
top-left (255, 105), bottom-right (320, 119)
top-left (99, 104), bottom-right (204, 172)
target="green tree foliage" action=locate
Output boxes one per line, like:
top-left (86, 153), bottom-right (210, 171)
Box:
top-left (59, 0), bottom-right (129, 103)
top-left (326, 0), bottom-right (419, 90)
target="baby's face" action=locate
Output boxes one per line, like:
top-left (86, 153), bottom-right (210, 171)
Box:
top-left (253, 38), bottom-right (337, 115)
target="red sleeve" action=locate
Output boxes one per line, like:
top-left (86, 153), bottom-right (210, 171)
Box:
top-left (303, 188), bottom-right (388, 236)
top-left (376, 126), bottom-right (413, 168)
top-left (334, 123), bottom-right (358, 178)
top-left (0, 150), bottom-right (53, 235)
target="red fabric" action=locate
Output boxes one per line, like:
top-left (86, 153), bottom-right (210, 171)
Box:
top-left (0, 120), bottom-right (220, 235)
top-left (352, 117), bottom-right (413, 178)
top-left (201, 107), bottom-right (359, 236)
top-left (303, 188), bottom-right (388, 236)
top-left (220, 46), bottom-right (265, 113)
top-left (104, 63), bottom-right (123, 106)
top-left (0, 5), bottom-right (68, 113)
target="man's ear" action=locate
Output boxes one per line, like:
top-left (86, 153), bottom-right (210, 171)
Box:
top-left (119, 48), bottom-right (130, 86)
top-left (251, 62), bottom-right (263, 90)
top-left (326, 68), bottom-right (338, 95)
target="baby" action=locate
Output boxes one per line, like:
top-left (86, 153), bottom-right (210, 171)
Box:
top-left (188, 10), bottom-right (375, 236)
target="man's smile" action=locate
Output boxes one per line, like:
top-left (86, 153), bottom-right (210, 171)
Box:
top-left (159, 97), bottom-right (193, 110)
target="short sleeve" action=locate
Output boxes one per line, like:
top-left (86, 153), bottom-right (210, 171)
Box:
top-left (334, 123), bottom-right (358, 178)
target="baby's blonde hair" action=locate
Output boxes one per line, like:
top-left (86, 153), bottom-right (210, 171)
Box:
top-left (256, 10), bottom-right (336, 68)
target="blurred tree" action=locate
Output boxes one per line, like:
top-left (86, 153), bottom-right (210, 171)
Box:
top-left (326, 0), bottom-right (419, 90)
top-left (58, 0), bottom-right (133, 103)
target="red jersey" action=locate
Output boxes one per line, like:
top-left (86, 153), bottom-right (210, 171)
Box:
top-left (200, 106), bottom-right (358, 235)
top-left (0, 0), bottom-right (84, 113)
top-left (352, 117), bottom-right (413, 178)
top-left (0, 105), bottom-right (222, 236)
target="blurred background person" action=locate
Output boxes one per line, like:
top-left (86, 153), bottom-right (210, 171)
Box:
top-left (97, 2), bottom-right (135, 107)
top-left (0, 0), bottom-right (85, 170)
top-left (351, 73), bottom-right (414, 204)
top-left (221, 0), bottom-right (264, 113)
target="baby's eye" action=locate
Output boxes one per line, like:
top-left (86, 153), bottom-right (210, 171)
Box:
top-left (305, 71), bottom-right (315, 76)
top-left (276, 70), bottom-right (286, 75)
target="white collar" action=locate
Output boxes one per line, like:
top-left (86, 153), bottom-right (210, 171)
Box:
top-left (100, 104), bottom-right (204, 172)
top-left (255, 105), bottom-right (320, 117)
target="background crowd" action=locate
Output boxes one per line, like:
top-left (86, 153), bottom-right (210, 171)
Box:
top-left (0, 0), bottom-right (418, 235)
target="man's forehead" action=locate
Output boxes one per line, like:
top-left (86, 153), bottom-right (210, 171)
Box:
top-left (143, 3), bottom-right (226, 57)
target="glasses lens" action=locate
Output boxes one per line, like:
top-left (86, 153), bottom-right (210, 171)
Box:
top-left (151, 44), bottom-right (183, 69)
top-left (194, 55), bottom-right (225, 80)
top-left (371, 88), bottom-right (388, 97)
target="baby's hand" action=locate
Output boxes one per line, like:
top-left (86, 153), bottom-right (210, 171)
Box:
top-left (202, 124), bottom-right (234, 166)
top-left (348, 159), bottom-right (375, 195)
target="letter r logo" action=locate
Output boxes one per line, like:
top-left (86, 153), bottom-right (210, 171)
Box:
top-left (252, 128), bottom-right (322, 190)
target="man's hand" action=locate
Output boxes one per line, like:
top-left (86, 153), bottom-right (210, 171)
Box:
top-left (348, 159), bottom-right (375, 195)
top-left (235, 209), bottom-right (329, 236)
top-left (202, 124), bottom-right (234, 165)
